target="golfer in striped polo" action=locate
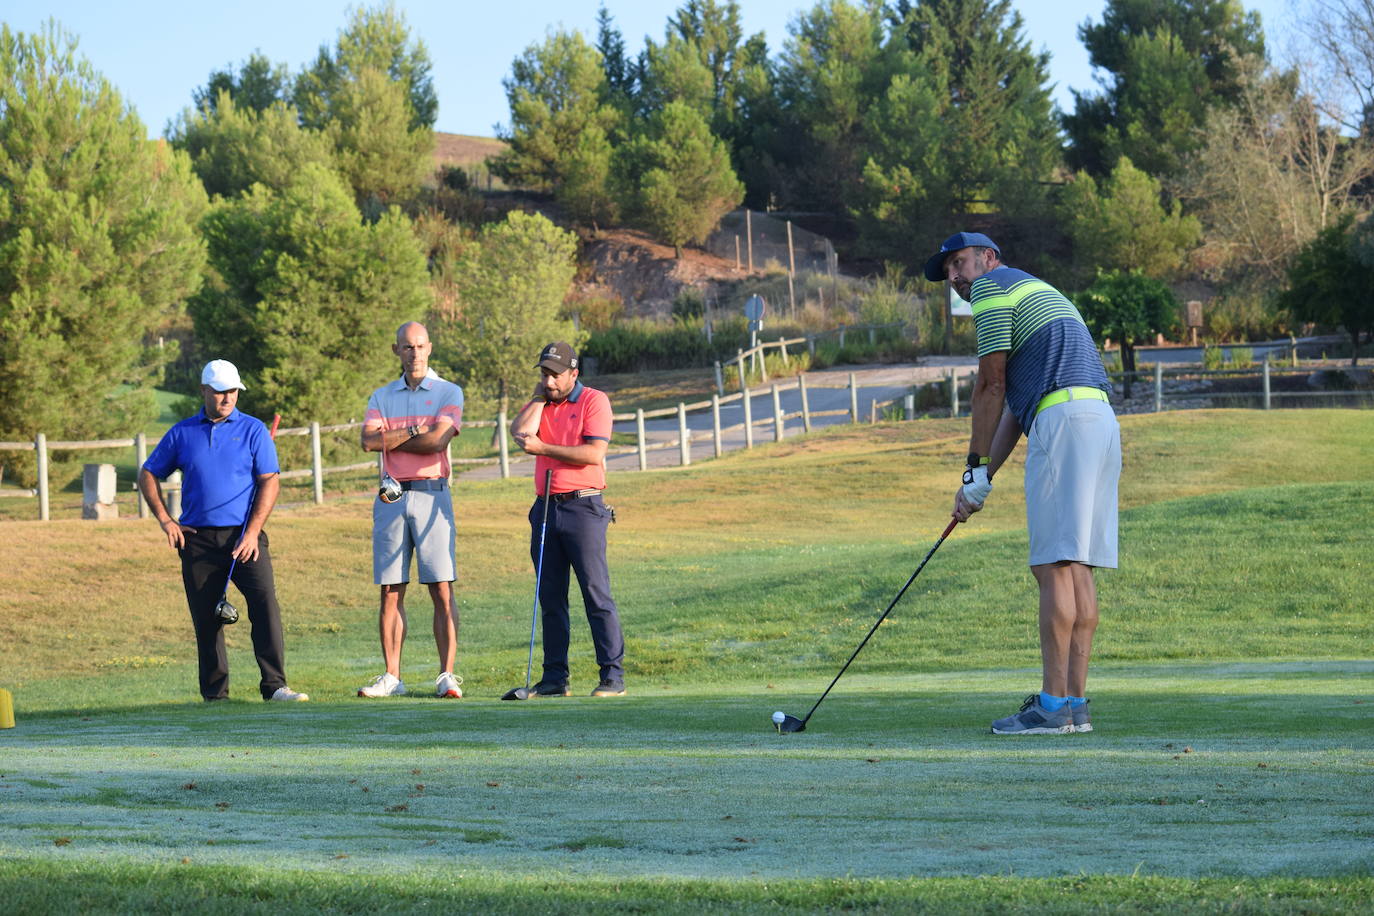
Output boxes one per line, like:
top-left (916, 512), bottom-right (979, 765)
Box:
top-left (357, 322), bottom-right (465, 700)
top-left (925, 232), bottom-right (1121, 735)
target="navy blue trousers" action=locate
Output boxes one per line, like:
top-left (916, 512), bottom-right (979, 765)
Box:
top-left (529, 494), bottom-right (624, 686)
top-left (178, 526), bottom-right (287, 700)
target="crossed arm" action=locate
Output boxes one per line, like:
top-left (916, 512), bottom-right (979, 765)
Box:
top-left (360, 420), bottom-right (458, 454)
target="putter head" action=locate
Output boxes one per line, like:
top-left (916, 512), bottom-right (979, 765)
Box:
top-left (775, 713), bottom-right (806, 734)
top-left (379, 474), bottom-right (403, 503)
top-left (501, 686), bottom-right (534, 701)
top-left (214, 598), bottom-right (239, 625)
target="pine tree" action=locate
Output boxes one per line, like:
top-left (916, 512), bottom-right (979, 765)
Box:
top-left (0, 23), bottom-right (208, 446)
top-left (189, 163), bottom-right (431, 424)
top-left (615, 101), bottom-right (744, 256)
top-left (170, 94), bottom-right (334, 199)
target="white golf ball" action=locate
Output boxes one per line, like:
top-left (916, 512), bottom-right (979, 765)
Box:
top-left (772, 711), bottom-right (785, 724)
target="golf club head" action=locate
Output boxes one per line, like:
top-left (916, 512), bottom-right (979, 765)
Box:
top-left (214, 598), bottom-right (239, 625)
top-left (774, 713), bottom-right (806, 734)
top-left (501, 686), bottom-right (534, 701)
top-left (379, 474), bottom-right (404, 503)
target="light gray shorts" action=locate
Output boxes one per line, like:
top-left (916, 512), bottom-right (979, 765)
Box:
top-left (372, 485), bottom-right (456, 585)
top-left (1024, 398), bottom-right (1120, 568)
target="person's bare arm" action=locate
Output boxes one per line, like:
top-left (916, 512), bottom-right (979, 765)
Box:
top-left (987, 406), bottom-right (1021, 478)
top-left (138, 467), bottom-right (195, 549)
top-left (967, 351), bottom-right (1008, 459)
top-left (515, 435), bottom-right (608, 466)
top-left (393, 421), bottom-right (457, 453)
top-left (511, 379), bottom-right (548, 440)
top-left (232, 473), bottom-right (280, 562)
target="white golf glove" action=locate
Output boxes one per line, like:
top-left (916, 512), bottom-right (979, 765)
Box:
top-left (961, 465), bottom-right (992, 508)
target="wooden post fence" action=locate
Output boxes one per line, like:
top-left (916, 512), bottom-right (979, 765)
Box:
top-left (637, 409), bottom-right (648, 471)
top-left (310, 422), bottom-right (324, 504)
top-left (711, 394), bottom-right (723, 458)
top-left (678, 403), bottom-right (691, 466)
top-left (772, 385), bottom-right (785, 441)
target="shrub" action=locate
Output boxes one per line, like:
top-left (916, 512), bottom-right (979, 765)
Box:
top-left (1203, 343), bottom-right (1225, 371)
top-left (1203, 292), bottom-right (1291, 342)
top-left (671, 287), bottom-right (705, 320)
top-left (722, 351), bottom-right (813, 388)
top-left (565, 292), bottom-right (624, 332)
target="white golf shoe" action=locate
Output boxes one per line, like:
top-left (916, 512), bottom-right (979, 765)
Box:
top-left (269, 686), bottom-right (309, 702)
top-left (357, 673), bottom-right (406, 697)
top-left (435, 671), bottom-right (463, 698)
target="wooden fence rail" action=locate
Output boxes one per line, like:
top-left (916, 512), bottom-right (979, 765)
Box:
top-left (4, 356), bottom-right (1368, 520)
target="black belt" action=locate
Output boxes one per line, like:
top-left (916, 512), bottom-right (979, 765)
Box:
top-left (399, 479), bottom-right (448, 491)
top-left (543, 488), bottom-right (601, 502)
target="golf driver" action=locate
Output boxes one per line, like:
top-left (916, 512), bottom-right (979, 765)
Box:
top-left (373, 402), bottom-right (403, 503)
top-left (214, 414), bottom-right (280, 626)
top-left (502, 468), bottom-right (554, 701)
top-left (773, 516), bottom-right (959, 733)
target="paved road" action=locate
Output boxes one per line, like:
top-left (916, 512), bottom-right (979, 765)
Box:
top-left (1134, 334), bottom-right (1343, 365)
top-left (461, 358), bottom-right (977, 481)
top-left (460, 337), bottom-right (1343, 482)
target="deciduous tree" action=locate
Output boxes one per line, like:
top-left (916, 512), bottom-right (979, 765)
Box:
top-left (1176, 57), bottom-right (1374, 291)
top-left (1278, 213), bottom-right (1374, 366)
top-left (1075, 270), bottom-right (1181, 397)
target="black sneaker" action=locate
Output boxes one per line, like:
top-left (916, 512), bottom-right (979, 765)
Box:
top-left (532, 681), bottom-right (571, 697)
top-left (590, 680), bottom-right (626, 697)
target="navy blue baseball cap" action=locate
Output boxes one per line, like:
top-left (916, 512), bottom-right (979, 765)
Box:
top-left (923, 232), bottom-right (1001, 282)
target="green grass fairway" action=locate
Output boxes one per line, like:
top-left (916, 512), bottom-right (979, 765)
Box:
top-left (2, 410), bottom-right (1372, 912)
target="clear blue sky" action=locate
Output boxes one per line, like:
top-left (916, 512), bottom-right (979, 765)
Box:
top-left (15, 1), bottom-right (1296, 139)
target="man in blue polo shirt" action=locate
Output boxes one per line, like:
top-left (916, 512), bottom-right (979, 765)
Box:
top-left (924, 232), bottom-right (1120, 735)
top-left (138, 359), bottom-right (307, 703)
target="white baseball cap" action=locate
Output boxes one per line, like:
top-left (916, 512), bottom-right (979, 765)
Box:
top-left (201, 359), bottom-right (246, 392)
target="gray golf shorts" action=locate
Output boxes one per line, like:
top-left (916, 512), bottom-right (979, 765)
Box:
top-left (1024, 398), bottom-right (1120, 568)
top-left (372, 485), bottom-right (456, 585)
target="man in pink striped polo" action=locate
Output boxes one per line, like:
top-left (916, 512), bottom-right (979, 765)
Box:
top-left (356, 322), bottom-right (466, 700)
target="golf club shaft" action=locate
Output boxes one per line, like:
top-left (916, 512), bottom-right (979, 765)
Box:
top-left (524, 468), bottom-right (554, 690)
top-left (801, 516), bottom-right (959, 724)
top-left (221, 416), bottom-right (279, 603)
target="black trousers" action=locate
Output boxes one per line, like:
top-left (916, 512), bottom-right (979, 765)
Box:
top-left (529, 494), bottom-right (624, 686)
top-left (178, 526), bottom-right (287, 700)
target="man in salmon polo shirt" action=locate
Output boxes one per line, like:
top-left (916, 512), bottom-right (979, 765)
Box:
top-left (356, 321), bottom-right (466, 700)
top-left (510, 341), bottom-right (626, 698)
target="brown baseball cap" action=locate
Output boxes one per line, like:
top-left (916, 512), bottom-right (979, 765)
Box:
top-left (536, 341), bottom-right (578, 372)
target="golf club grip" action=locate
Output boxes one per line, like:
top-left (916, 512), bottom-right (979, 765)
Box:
top-left (803, 520), bottom-right (957, 722)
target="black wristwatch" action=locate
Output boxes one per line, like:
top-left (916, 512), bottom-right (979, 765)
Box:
top-left (407, 425), bottom-right (420, 438)
top-left (966, 452), bottom-right (990, 468)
